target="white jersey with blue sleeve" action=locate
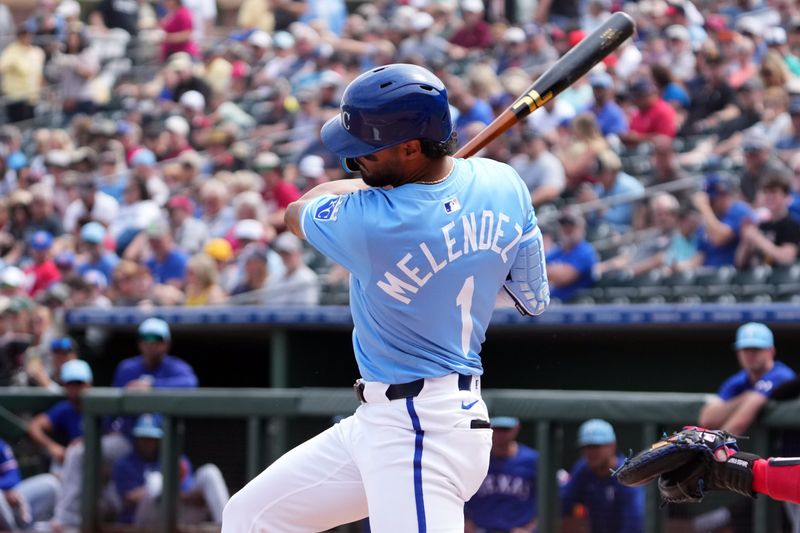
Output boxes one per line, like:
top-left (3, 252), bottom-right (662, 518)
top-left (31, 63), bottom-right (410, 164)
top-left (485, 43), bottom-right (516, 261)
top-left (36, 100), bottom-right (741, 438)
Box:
top-left (300, 157), bottom-right (539, 384)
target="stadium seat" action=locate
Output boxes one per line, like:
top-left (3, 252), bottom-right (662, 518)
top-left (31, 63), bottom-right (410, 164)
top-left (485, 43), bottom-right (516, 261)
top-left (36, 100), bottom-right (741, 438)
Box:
top-left (769, 264), bottom-right (800, 285)
top-left (733, 265), bottom-right (772, 285)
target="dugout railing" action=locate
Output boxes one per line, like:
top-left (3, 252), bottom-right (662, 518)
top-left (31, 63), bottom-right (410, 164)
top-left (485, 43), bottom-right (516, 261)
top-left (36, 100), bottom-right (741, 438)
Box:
top-left (1, 388), bottom-right (797, 533)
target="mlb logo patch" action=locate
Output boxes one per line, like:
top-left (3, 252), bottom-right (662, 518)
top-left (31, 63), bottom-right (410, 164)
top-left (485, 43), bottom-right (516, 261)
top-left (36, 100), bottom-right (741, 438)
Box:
top-left (444, 197), bottom-right (461, 214)
top-left (314, 197), bottom-right (343, 221)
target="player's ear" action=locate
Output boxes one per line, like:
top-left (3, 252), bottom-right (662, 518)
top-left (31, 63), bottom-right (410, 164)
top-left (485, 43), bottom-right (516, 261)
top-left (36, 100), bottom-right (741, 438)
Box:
top-left (400, 140), bottom-right (422, 159)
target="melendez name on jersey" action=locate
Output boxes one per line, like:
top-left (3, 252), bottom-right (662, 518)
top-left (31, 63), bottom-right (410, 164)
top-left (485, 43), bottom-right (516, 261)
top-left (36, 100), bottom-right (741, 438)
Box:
top-left (299, 157), bottom-right (538, 382)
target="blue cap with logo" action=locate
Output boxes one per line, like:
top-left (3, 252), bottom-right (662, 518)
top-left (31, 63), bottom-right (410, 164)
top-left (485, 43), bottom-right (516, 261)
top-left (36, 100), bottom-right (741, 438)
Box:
top-left (29, 231), bottom-right (53, 251)
top-left (490, 416), bottom-right (520, 429)
top-left (734, 322), bottom-right (774, 350)
top-left (578, 419), bottom-right (616, 446)
top-left (138, 317), bottom-right (171, 341)
top-left (60, 359), bottom-right (93, 384)
top-left (132, 413), bottom-right (164, 439)
top-left (50, 336), bottom-right (76, 352)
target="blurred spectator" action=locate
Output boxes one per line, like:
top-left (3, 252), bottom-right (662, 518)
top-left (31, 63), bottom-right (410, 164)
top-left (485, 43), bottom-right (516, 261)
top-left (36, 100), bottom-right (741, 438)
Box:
top-left (256, 152), bottom-right (301, 230)
top-left (582, 150), bottom-right (644, 233)
top-left (621, 78), bottom-right (677, 145)
top-left (0, 3), bottom-right (14, 52)
top-left (76, 222), bottom-right (119, 281)
top-left (776, 96), bottom-right (800, 153)
top-left (160, 0), bottom-right (199, 61)
top-left (46, 26), bottom-right (99, 117)
top-left (740, 130), bottom-right (792, 203)
top-left (681, 174), bottom-right (753, 270)
top-left (112, 413), bottom-right (228, 527)
top-left (28, 184), bottom-right (63, 237)
top-left (699, 322), bottom-right (795, 435)
top-left (237, 1), bottom-right (274, 33)
top-left (736, 175), bottom-right (800, 268)
top-left (535, 0), bottom-right (584, 31)
top-left (595, 193), bottom-right (680, 278)
top-left (109, 260), bottom-right (153, 307)
top-left (94, 0), bottom-right (140, 37)
top-left (200, 179), bottom-right (236, 238)
top-left (464, 417), bottom-right (538, 533)
top-left (167, 195), bottom-right (208, 255)
top-left (268, 232), bottom-right (319, 306)
top-left (508, 128), bottom-right (565, 208)
top-left (0, 437), bottom-right (60, 531)
top-left (24, 231), bottom-right (60, 297)
top-left (0, 25), bottom-right (45, 123)
top-left (664, 24), bottom-right (696, 82)
top-left (450, 0), bottom-right (492, 51)
top-left (183, 253), bottom-right (226, 306)
top-left (545, 210), bottom-right (598, 303)
top-left (561, 419), bottom-right (644, 533)
top-left (26, 335), bottom-right (77, 392)
top-left (583, 0), bottom-right (611, 33)
top-left (184, 0), bottom-right (217, 46)
top-left (27, 359), bottom-right (131, 530)
top-left (62, 178), bottom-right (119, 234)
top-left (728, 38), bottom-right (759, 90)
top-left (589, 72), bottom-right (628, 138)
top-left (651, 63), bottom-right (690, 112)
top-left (397, 12), bottom-right (449, 65)
top-left (555, 113), bottom-right (607, 197)
top-left (681, 54), bottom-right (738, 136)
top-left (230, 245), bottom-right (270, 304)
top-left (141, 222), bottom-right (188, 289)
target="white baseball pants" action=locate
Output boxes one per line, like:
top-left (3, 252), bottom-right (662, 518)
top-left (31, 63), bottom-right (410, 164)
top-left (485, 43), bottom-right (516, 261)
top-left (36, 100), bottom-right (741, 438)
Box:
top-left (222, 373), bottom-right (492, 533)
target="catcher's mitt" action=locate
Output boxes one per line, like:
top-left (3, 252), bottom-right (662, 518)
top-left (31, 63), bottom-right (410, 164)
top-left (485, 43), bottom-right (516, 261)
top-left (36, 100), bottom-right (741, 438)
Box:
top-left (614, 426), bottom-right (756, 503)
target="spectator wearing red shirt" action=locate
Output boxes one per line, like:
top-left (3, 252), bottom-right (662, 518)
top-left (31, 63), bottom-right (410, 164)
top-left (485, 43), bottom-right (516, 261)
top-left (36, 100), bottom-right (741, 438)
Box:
top-left (449, 0), bottom-right (493, 51)
top-left (255, 152), bottom-right (300, 230)
top-left (622, 78), bottom-right (677, 146)
top-left (25, 231), bottom-right (60, 297)
top-left (160, 0), bottom-right (199, 62)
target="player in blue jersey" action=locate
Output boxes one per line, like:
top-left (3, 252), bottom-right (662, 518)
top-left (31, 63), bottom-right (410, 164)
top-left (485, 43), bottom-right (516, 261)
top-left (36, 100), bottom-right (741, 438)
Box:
top-left (561, 419), bottom-right (644, 533)
top-left (465, 417), bottom-right (539, 533)
top-left (222, 64), bottom-right (550, 533)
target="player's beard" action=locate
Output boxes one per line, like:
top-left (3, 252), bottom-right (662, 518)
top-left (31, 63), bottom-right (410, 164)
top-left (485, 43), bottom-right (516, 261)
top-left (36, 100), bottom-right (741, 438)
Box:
top-left (358, 164), bottom-right (408, 188)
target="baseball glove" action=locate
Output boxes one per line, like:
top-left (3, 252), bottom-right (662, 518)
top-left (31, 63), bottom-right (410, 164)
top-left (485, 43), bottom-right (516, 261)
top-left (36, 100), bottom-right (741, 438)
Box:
top-left (614, 426), bottom-right (757, 503)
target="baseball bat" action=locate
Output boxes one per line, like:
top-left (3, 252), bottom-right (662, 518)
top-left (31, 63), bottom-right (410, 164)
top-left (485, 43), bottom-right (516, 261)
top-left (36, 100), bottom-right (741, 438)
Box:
top-left (454, 12), bottom-right (636, 158)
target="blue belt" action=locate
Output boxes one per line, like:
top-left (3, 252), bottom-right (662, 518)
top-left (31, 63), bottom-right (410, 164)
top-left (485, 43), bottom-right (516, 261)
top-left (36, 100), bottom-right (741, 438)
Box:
top-left (354, 374), bottom-right (474, 402)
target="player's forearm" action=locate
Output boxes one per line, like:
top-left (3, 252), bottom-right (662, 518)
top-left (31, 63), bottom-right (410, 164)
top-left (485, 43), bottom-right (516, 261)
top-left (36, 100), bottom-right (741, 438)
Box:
top-left (721, 392), bottom-right (767, 435)
top-left (753, 458), bottom-right (800, 504)
top-left (698, 397), bottom-right (745, 429)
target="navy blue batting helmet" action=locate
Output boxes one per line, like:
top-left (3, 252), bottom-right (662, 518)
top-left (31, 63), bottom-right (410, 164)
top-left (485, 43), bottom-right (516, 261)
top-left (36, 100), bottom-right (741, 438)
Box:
top-left (321, 64), bottom-right (453, 171)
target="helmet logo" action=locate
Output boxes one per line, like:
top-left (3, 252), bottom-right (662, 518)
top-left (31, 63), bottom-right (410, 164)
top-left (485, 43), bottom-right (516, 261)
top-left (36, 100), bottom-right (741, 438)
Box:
top-left (372, 128), bottom-right (381, 141)
top-left (342, 112), bottom-right (351, 130)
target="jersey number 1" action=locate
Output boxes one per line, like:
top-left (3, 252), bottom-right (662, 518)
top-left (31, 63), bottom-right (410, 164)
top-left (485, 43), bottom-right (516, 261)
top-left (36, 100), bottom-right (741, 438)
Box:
top-left (456, 276), bottom-right (475, 356)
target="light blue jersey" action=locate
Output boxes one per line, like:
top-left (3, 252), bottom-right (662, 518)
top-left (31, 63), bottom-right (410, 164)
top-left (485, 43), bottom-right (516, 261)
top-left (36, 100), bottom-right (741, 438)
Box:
top-left (301, 157), bottom-right (538, 383)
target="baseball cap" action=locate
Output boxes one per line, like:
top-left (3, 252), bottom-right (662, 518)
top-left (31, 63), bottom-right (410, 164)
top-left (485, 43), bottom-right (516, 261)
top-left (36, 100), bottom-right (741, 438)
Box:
top-left (568, 29), bottom-right (586, 47)
top-left (299, 155), bottom-right (325, 179)
top-left (461, 0), bottom-right (483, 13)
top-left (665, 24), bottom-right (690, 41)
top-left (50, 336), bottom-right (76, 353)
top-left (254, 151), bottom-right (281, 171)
top-left (742, 130), bottom-right (771, 152)
top-left (45, 150), bottom-right (71, 168)
top-left (577, 419), bottom-right (616, 446)
top-left (503, 27), bottom-right (526, 44)
top-left (61, 359), bottom-right (92, 384)
top-left (29, 231), bottom-right (53, 251)
top-left (703, 173), bottom-right (735, 198)
top-left (590, 72), bottom-right (613, 89)
top-left (273, 31), bottom-right (295, 49)
top-left (204, 238), bottom-right (234, 261)
top-left (243, 245), bottom-right (269, 264)
top-left (83, 270), bottom-right (108, 290)
top-left (179, 90), bottom-right (206, 112)
top-left (734, 322), bottom-right (774, 350)
top-left (765, 26), bottom-right (788, 46)
top-left (167, 52), bottom-right (193, 72)
top-left (80, 222), bottom-right (106, 244)
top-left (234, 219), bottom-right (264, 242)
top-left (248, 30), bottom-right (271, 49)
top-left (273, 232), bottom-right (303, 253)
top-left (0, 267), bottom-right (26, 289)
top-left (490, 416), bottom-right (520, 429)
top-left (138, 317), bottom-right (171, 341)
top-left (54, 251), bottom-right (76, 269)
top-left (165, 116), bottom-right (190, 137)
top-left (132, 414), bottom-right (164, 439)
top-left (167, 195), bottom-right (194, 213)
top-left (629, 78), bottom-right (656, 96)
top-left (131, 149), bottom-right (156, 167)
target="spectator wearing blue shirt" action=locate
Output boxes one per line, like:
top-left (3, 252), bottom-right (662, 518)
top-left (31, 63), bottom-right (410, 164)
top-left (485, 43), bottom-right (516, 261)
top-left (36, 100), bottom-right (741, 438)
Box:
top-left (75, 222), bottom-right (119, 282)
top-left (112, 414), bottom-right (229, 527)
top-left (589, 73), bottom-right (628, 137)
top-left (561, 419), bottom-right (644, 533)
top-left (546, 210), bottom-right (598, 302)
top-left (27, 360), bottom-right (131, 529)
top-left (449, 77), bottom-right (495, 147)
top-left (143, 223), bottom-right (188, 288)
top-left (681, 174), bottom-right (753, 270)
top-left (700, 323), bottom-right (796, 436)
top-left (586, 150), bottom-right (644, 233)
top-left (465, 417), bottom-right (538, 533)
top-left (0, 438), bottom-right (60, 531)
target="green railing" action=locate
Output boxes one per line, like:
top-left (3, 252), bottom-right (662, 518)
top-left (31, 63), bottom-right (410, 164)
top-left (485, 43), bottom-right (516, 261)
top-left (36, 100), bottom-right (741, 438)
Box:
top-left (2, 388), bottom-right (798, 533)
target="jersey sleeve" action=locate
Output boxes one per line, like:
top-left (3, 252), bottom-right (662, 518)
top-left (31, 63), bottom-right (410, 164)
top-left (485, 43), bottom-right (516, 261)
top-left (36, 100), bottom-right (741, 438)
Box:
top-left (300, 192), bottom-right (371, 279)
top-left (754, 365), bottom-right (797, 398)
top-left (717, 373), bottom-right (745, 400)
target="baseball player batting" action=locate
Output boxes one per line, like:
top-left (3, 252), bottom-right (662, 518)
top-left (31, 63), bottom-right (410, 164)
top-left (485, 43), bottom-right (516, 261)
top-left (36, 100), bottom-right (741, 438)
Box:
top-left (221, 63), bottom-right (550, 532)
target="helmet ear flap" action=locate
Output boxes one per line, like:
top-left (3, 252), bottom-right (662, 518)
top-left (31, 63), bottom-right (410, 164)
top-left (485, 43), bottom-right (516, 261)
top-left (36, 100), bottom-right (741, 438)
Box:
top-left (342, 158), bottom-right (360, 172)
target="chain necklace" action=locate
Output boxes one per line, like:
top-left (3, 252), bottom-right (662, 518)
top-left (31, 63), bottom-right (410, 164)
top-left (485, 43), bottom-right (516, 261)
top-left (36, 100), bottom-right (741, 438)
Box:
top-left (420, 159), bottom-right (455, 185)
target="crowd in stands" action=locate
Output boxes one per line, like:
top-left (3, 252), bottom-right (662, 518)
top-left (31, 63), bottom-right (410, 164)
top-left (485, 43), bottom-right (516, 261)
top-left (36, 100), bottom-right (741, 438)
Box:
top-left (0, 0), bottom-right (797, 320)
